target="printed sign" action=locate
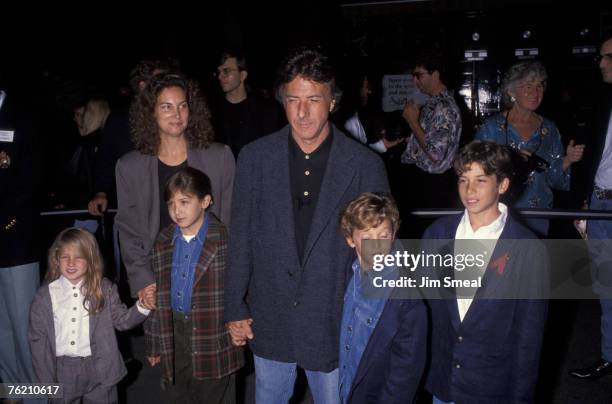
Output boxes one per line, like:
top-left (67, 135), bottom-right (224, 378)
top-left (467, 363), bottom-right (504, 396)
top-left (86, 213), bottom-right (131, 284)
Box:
top-left (382, 75), bottom-right (428, 112)
top-left (0, 130), bottom-right (15, 143)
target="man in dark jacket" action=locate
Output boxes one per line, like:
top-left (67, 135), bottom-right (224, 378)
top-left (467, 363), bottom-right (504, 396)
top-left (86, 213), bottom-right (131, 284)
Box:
top-left (212, 49), bottom-right (284, 158)
top-left (224, 47), bottom-right (389, 403)
top-left (0, 79), bottom-right (41, 402)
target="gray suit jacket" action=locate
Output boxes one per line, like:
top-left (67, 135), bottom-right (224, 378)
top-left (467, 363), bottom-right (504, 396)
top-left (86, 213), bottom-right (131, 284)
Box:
top-left (225, 125), bottom-right (390, 371)
top-left (115, 143), bottom-right (235, 296)
top-left (28, 278), bottom-right (147, 386)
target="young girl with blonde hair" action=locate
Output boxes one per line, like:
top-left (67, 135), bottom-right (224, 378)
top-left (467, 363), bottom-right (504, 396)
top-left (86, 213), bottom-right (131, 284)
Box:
top-left (28, 227), bottom-right (152, 403)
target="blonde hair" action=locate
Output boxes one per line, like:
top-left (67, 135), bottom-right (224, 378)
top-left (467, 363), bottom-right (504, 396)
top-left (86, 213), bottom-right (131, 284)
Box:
top-left (46, 227), bottom-right (105, 313)
top-left (76, 98), bottom-right (110, 136)
top-left (340, 192), bottom-right (400, 239)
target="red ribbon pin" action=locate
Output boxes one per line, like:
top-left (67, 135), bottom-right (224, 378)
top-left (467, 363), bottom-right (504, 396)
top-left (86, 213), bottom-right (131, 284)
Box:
top-left (489, 253), bottom-right (510, 275)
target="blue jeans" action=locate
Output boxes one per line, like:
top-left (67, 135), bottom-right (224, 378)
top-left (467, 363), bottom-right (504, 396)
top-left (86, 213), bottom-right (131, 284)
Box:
top-left (254, 354), bottom-right (339, 404)
top-left (0, 262), bottom-right (42, 404)
top-left (587, 194), bottom-right (612, 362)
top-left (432, 396), bottom-right (454, 404)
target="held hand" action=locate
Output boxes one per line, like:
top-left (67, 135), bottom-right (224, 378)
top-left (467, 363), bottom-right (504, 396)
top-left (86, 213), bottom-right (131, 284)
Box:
top-left (87, 192), bottom-right (108, 216)
top-left (138, 283), bottom-right (157, 310)
top-left (566, 139), bottom-right (585, 164)
top-left (382, 137), bottom-right (406, 149)
top-left (573, 199), bottom-right (589, 240)
top-left (146, 356), bottom-right (161, 367)
top-left (402, 102), bottom-right (420, 125)
top-left (227, 319), bottom-right (254, 346)
top-left (144, 284), bottom-right (157, 309)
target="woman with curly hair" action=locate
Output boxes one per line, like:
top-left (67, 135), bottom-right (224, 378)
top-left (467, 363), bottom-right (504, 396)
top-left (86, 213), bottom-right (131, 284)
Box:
top-left (115, 72), bottom-right (235, 305)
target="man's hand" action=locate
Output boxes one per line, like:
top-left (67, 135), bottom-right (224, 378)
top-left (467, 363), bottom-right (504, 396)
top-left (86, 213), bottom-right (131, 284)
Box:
top-left (146, 356), bottom-right (161, 367)
top-left (382, 137), bottom-right (406, 149)
top-left (227, 319), bottom-right (254, 346)
top-left (563, 140), bottom-right (586, 171)
top-left (566, 140), bottom-right (585, 163)
top-left (138, 283), bottom-right (157, 310)
top-left (88, 192), bottom-right (108, 216)
top-left (574, 199), bottom-right (589, 240)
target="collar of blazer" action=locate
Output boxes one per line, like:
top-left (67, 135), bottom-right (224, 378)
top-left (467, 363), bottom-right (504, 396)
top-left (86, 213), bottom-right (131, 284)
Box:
top-left (435, 214), bottom-right (524, 329)
top-left (153, 213), bottom-right (223, 285)
top-left (269, 125), bottom-right (362, 267)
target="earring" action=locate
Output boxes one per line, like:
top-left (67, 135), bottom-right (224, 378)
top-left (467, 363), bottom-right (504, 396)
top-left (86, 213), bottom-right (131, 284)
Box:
top-left (510, 95), bottom-right (516, 103)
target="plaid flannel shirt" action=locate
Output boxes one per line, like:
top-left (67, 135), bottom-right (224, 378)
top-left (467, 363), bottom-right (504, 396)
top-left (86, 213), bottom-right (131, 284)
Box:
top-left (145, 214), bottom-right (244, 382)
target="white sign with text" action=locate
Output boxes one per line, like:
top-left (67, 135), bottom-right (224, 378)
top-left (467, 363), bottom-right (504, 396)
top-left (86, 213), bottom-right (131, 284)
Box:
top-left (382, 75), bottom-right (429, 112)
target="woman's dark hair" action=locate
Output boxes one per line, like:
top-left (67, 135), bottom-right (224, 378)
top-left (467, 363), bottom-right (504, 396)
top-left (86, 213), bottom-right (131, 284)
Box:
top-left (164, 167), bottom-right (212, 203)
top-left (275, 46), bottom-right (342, 111)
top-left (128, 59), bottom-right (175, 94)
top-left (130, 72), bottom-right (214, 155)
top-left (453, 140), bottom-right (514, 182)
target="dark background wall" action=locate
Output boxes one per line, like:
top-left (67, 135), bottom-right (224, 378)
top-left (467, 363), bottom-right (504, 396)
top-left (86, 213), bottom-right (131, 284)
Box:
top-left (2, 1), bottom-right (611, 168)
top-left (3, 1), bottom-right (610, 117)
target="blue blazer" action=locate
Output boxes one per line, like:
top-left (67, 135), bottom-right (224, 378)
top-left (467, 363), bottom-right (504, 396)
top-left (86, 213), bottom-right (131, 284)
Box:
top-left (224, 125), bottom-right (390, 371)
top-left (422, 213), bottom-right (548, 404)
top-left (345, 291), bottom-right (427, 404)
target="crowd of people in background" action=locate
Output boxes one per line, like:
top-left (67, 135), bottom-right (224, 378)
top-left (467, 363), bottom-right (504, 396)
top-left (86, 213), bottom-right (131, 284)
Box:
top-left (0, 31), bottom-right (611, 403)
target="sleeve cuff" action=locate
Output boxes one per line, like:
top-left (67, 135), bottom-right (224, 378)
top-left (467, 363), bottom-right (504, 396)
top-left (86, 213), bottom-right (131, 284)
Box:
top-left (136, 300), bottom-right (151, 316)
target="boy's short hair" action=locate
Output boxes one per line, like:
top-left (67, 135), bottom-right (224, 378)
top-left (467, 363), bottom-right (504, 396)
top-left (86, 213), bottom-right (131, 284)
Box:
top-left (164, 167), bottom-right (213, 203)
top-left (218, 49), bottom-right (248, 72)
top-left (453, 140), bottom-right (514, 182)
top-left (340, 192), bottom-right (400, 239)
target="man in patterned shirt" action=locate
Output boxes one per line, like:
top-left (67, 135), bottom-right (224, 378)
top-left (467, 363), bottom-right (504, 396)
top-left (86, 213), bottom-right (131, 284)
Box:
top-left (400, 51), bottom-right (462, 209)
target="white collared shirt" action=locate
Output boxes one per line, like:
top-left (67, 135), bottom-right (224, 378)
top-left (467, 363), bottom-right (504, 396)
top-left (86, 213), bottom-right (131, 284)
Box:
top-left (49, 276), bottom-right (92, 357)
top-left (0, 90), bottom-right (6, 112)
top-left (344, 113), bottom-right (388, 154)
top-left (595, 110), bottom-right (612, 189)
top-left (454, 203), bottom-right (508, 321)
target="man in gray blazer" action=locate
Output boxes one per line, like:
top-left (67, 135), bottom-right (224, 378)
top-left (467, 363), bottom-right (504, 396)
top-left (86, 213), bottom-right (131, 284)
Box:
top-left (224, 47), bottom-right (390, 403)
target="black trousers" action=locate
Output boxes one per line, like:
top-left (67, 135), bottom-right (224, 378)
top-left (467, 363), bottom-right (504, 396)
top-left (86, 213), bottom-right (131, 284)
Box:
top-left (167, 311), bottom-right (236, 404)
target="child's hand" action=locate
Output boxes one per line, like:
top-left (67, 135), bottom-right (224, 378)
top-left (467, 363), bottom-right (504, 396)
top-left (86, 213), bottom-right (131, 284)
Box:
top-left (140, 284), bottom-right (157, 310)
top-left (227, 318), bottom-right (254, 346)
top-left (147, 356), bottom-right (161, 367)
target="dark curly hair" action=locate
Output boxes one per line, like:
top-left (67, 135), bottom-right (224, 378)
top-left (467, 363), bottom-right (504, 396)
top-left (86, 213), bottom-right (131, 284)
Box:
top-left (129, 73), bottom-right (215, 155)
top-left (128, 59), bottom-right (177, 94)
top-left (453, 140), bottom-right (514, 183)
top-left (275, 46), bottom-right (342, 111)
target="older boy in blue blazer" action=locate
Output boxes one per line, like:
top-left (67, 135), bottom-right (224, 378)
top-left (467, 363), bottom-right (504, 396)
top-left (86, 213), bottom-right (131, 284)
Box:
top-left (422, 141), bottom-right (548, 404)
top-left (338, 192), bottom-right (427, 404)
